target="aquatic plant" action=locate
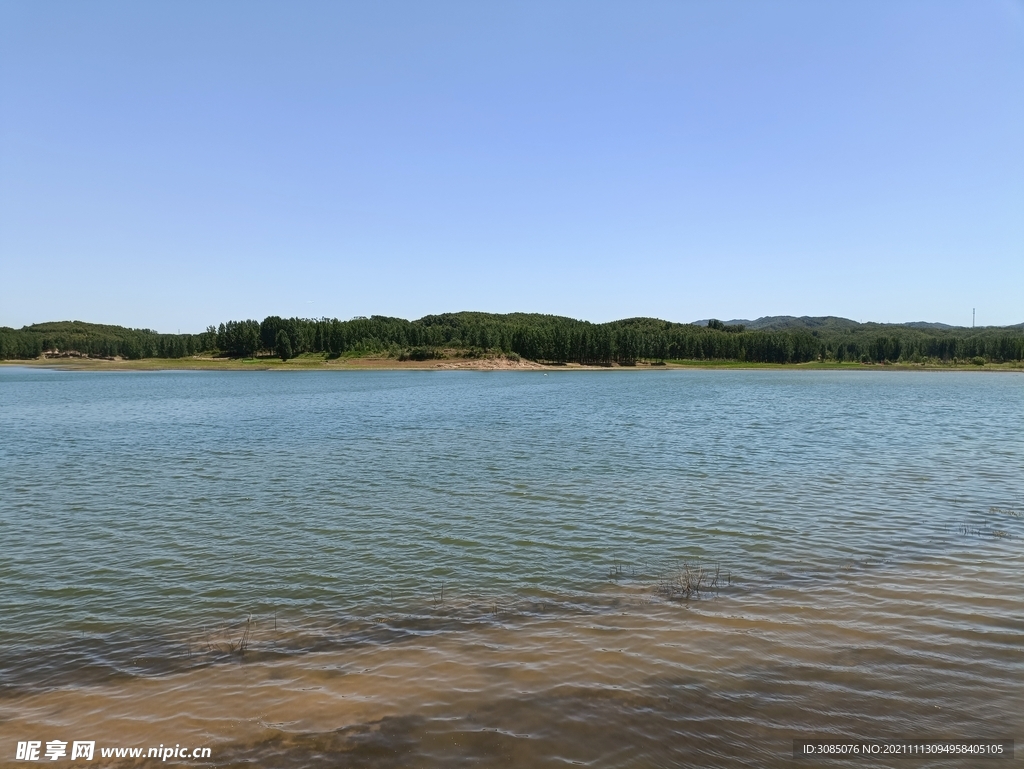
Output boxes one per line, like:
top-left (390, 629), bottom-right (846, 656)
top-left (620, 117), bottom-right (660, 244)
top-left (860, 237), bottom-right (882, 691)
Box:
top-left (189, 614), bottom-right (257, 658)
top-left (956, 519), bottom-right (1012, 539)
top-left (607, 560), bottom-right (638, 579)
top-left (656, 561), bottom-right (722, 600)
top-left (989, 506), bottom-right (1022, 518)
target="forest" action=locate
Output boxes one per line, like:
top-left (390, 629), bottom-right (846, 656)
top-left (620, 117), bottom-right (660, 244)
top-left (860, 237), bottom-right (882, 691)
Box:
top-left (2, 313), bottom-right (1022, 365)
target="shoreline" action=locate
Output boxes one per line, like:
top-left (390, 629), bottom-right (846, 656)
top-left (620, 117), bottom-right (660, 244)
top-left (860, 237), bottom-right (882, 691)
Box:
top-left (2, 355), bottom-right (1022, 372)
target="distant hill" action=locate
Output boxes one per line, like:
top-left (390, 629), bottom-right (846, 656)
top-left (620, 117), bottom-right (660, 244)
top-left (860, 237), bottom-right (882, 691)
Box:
top-left (690, 316), bottom-right (1016, 332)
top-left (741, 316), bottom-right (862, 331)
top-left (900, 321), bottom-right (957, 331)
top-left (691, 316), bottom-right (859, 330)
top-left (23, 320), bottom-right (161, 335)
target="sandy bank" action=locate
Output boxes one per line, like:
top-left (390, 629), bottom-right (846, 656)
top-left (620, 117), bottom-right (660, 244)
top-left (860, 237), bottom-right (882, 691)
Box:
top-left (2, 356), bottom-right (1022, 373)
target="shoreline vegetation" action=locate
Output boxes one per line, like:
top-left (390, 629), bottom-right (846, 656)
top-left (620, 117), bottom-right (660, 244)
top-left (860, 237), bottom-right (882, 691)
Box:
top-left (3, 312), bottom-right (1023, 370)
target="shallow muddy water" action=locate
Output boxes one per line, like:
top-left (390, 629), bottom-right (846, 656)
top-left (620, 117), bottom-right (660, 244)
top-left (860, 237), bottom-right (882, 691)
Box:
top-left (1, 368), bottom-right (1021, 766)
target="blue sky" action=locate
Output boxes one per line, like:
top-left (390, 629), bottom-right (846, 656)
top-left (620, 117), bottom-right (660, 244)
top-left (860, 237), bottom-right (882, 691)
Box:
top-left (1, 1), bottom-right (1021, 331)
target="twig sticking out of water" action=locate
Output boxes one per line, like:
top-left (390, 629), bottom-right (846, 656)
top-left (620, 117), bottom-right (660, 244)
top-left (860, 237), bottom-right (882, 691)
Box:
top-left (230, 614), bottom-right (253, 655)
top-left (431, 582), bottom-right (447, 608)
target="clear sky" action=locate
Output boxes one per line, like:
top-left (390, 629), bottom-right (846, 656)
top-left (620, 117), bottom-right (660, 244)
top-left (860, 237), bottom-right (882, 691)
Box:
top-left (1, 1), bottom-right (1022, 332)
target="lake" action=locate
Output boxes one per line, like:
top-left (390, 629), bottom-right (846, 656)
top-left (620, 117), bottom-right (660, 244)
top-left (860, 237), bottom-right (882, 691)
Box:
top-left (1, 367), bottom-right (1021, 767)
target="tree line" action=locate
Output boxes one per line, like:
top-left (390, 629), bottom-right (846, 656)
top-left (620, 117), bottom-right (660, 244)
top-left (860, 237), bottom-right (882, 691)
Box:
top-left (0, 321), bottom-right (217, 360)
top-left (2, 314), bottom-right (1023, 364)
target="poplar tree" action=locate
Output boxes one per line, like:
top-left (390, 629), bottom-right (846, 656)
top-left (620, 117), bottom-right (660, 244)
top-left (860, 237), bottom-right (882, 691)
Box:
top-left (276, 329), bottom-right (292, 361)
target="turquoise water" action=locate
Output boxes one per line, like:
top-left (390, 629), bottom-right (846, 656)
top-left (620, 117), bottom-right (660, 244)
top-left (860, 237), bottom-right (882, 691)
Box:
top-left (1, 367), bottom-right (1022, 766)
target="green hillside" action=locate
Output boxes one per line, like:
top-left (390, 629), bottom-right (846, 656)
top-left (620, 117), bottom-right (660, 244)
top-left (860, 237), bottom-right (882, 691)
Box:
top-left (2, 312), bottom-right (1022, 365)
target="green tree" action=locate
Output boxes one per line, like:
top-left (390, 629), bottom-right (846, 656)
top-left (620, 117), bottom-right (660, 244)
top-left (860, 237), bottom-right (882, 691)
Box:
top-left (275, 329), bottom-right (293, 361)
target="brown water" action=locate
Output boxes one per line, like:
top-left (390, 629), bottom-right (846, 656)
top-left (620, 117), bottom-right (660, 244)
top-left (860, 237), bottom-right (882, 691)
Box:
top-left (1, 368), bottom-right (1021, 766)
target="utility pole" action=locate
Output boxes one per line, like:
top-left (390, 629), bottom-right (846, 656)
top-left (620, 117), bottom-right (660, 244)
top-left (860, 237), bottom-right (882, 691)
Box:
top-left (972, 308), bottom-right (975, 328)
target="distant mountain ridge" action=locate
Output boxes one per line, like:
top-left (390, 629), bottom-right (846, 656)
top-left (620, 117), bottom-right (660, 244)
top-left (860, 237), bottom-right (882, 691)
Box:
top-left (691, 316), bottom-right (1021, 331)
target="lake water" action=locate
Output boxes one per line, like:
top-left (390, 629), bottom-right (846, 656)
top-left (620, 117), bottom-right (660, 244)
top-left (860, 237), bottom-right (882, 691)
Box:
top-left (1, 367), bottom-right (1022, 767)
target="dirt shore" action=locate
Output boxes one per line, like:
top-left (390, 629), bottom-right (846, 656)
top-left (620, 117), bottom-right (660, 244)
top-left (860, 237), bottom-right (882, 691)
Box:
top-left (3, 355), bottom-right (1022, 372)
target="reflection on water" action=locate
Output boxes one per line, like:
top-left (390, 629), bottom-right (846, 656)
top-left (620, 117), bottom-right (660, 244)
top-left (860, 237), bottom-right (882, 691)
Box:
top-left (1, 368), bottom-right (1021, 766)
